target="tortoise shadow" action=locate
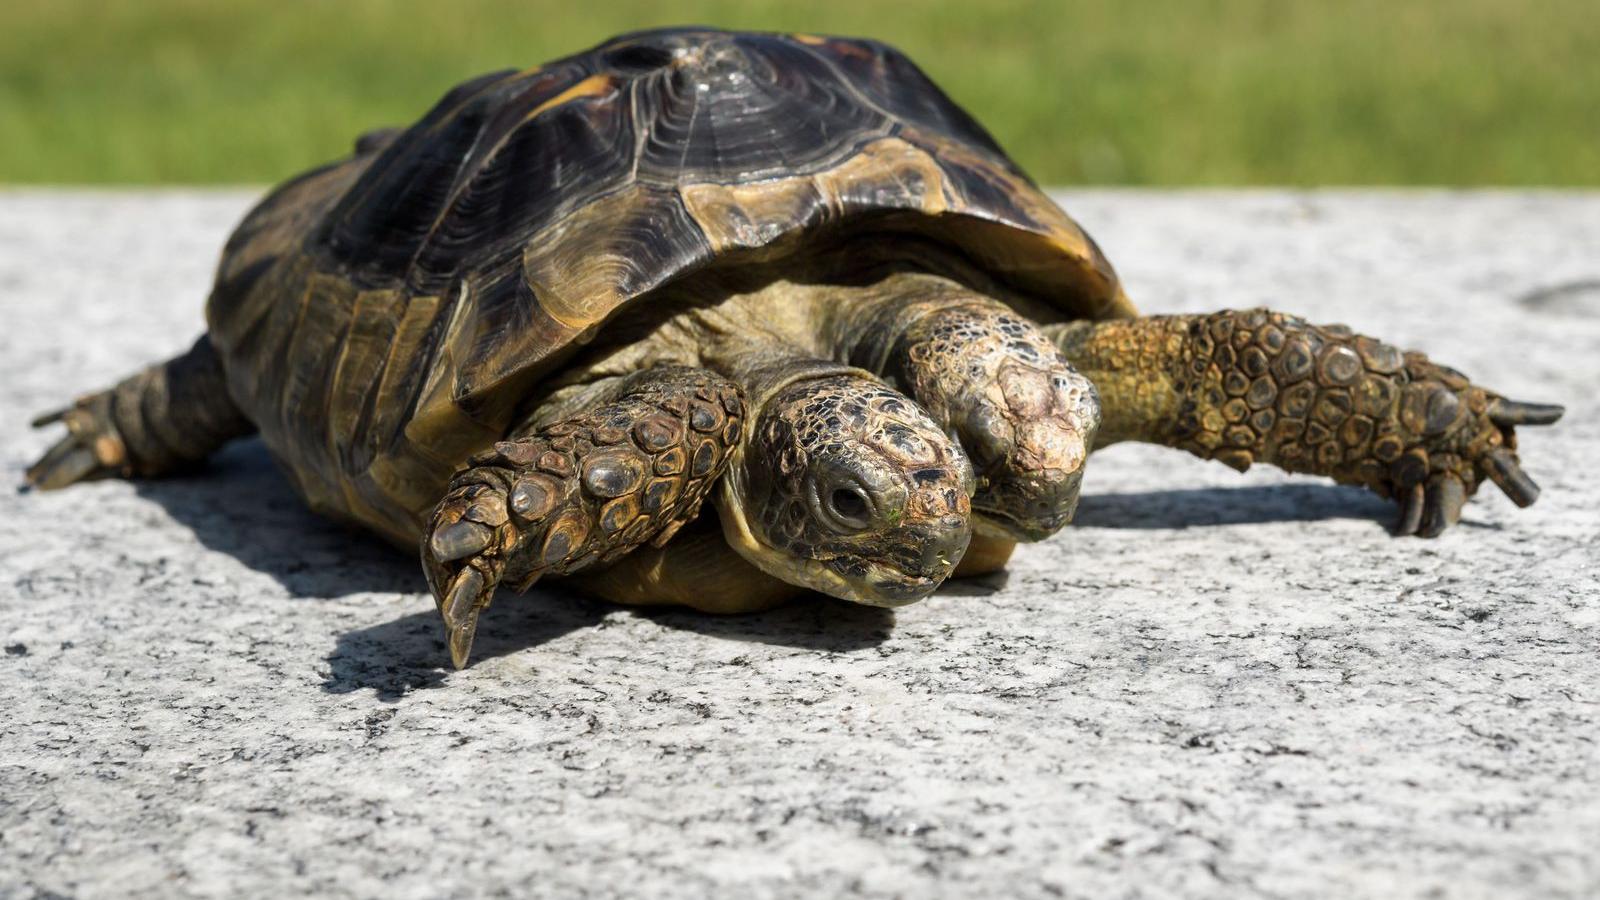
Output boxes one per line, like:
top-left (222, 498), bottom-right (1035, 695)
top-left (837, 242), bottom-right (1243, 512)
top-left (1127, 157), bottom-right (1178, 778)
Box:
top-left (320, 593), bottom-right (604, 701)
top-left (135, 445), bottom-right (1408, 583)
top-left (129, 440), bottom-right (895, 699)
top-left (129, 441), bottom-right (1447, 701)
top-left (132, 439), bottom-right (418, 598)
top-left (1072, 482), bottom-right (1397, 530)
top-left (627, 598), bottom-right (896, 652)
top-left (322, 596), bottom-right (895, 702)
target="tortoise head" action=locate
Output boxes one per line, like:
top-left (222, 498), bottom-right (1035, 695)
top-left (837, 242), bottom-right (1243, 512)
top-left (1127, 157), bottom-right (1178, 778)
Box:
top-left (717, 375), bottom-right (973, 606)
top-left (964, 361), bottom-right (1102, 542)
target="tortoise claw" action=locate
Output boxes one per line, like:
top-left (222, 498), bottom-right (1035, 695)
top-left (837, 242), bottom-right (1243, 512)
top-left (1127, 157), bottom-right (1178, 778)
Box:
top-left (440, 564), bottom-right (492, 670)
top-left (25, 439), bottom-right (103, 491)
top-left (25, 399), bottom-right (124, 491)
top-left (1482, 448), bottom-right (1541, 508)
top-left (1417, 475), bottom-right (1466, 538)
top-left (1395, 483), bottom-right (1425, 536)
top-left (1381, 366), bottom-right (1561, 536)
top-left (422, 483), bottom-right (515, 670)
top-left (1488, 399), bottom-right (1564, 428)
top-left (30, 406), bottom-right (70, 428)
top-left (423, 546), bottom-right (505, 671)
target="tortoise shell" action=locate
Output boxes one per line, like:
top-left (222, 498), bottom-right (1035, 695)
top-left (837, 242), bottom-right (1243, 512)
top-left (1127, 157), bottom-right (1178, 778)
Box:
top-left (204, 27), bottom-right (1135, 544)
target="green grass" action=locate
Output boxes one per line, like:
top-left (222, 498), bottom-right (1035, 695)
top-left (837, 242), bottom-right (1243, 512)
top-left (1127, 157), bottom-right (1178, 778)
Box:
top-left (2, 0), bottom-right (1597, 185)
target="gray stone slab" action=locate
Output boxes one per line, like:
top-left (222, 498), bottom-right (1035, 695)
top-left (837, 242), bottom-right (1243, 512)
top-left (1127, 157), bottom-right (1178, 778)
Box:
top-left (1, 189), bottom-right (1597, 899)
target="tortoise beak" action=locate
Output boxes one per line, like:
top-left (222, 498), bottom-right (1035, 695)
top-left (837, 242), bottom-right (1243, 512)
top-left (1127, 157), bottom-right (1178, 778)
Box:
top-left (855, 515), bottom-right (971, 605)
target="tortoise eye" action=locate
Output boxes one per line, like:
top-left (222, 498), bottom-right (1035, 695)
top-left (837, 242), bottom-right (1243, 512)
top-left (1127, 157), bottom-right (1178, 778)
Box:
top-left (829, 487), bottom-right (871, 527)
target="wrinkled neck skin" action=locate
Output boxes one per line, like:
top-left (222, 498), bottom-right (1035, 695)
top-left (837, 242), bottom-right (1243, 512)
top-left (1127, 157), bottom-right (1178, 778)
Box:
top-left (528, 242), bottom-right (1066, 404)
top-left (1047, 319), bottom-right (1185, 447)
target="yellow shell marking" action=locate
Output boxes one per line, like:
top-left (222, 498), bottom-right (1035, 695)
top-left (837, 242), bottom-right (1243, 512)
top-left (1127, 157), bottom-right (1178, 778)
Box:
top-left (522, 73), bottom-right (617, 122)
top-left (520, 185), bottom-right (673, 330)
top-left (680, 137), bottom-right (951, 255)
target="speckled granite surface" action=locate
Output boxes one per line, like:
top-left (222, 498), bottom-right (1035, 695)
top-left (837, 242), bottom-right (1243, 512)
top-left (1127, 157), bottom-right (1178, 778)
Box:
top-left (2, 191), bottom-right (1597, 899)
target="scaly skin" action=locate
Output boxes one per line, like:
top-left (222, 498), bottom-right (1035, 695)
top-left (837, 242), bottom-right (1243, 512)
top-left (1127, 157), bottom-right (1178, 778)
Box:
top-left (28, 286), bottom-right (1566, 668)
top-left (423, 366), bottom-right (745, 668)
top-left (843, 291), bottom-right (1100, 541)
top-left (1048, 310), bottom-right (1564, 536)
top-left (815, 273), bottom-right (1100, 542)
top-left (26, 336), bottom-right (255, 490)
top-left (429, 351), bottom-right (978, 664)
top-left (720, 370), bottom-right (973, 606)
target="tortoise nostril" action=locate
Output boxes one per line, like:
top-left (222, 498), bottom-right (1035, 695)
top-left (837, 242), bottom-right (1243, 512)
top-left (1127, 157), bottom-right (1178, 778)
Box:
top-left (918, 520), bottom-right (971, 574)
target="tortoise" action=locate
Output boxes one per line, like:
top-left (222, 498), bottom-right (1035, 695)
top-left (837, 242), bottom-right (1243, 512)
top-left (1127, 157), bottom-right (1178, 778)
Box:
top-left (26, 28), bottom-right (1563, 669)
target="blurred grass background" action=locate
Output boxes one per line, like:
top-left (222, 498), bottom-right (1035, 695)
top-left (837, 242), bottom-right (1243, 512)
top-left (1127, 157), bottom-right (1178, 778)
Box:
top-left (2, 0), bottom-right (1596, 185)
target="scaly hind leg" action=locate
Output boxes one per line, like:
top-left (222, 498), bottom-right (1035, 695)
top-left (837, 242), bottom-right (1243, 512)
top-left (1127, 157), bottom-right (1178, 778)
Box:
top-left (1048, 310), bottom-right (1564, 536)
top-left (422, 366), bottom-right (745, 669)
top-left (26, 335), bottom-right (255, 489)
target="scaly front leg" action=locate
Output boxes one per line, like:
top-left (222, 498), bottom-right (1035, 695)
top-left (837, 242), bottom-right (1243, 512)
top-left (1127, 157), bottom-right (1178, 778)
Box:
top-left (1048, 310), bottom-right (1563, 536)
top-left (422, 366), bottom-right (745, 668)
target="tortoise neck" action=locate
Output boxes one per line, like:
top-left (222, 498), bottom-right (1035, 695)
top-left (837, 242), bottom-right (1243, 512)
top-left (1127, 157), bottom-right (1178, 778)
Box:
top-left (1043, 316), bottom-right (1191, 447)
top-left (815, 272), bottom-right (998, 374)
